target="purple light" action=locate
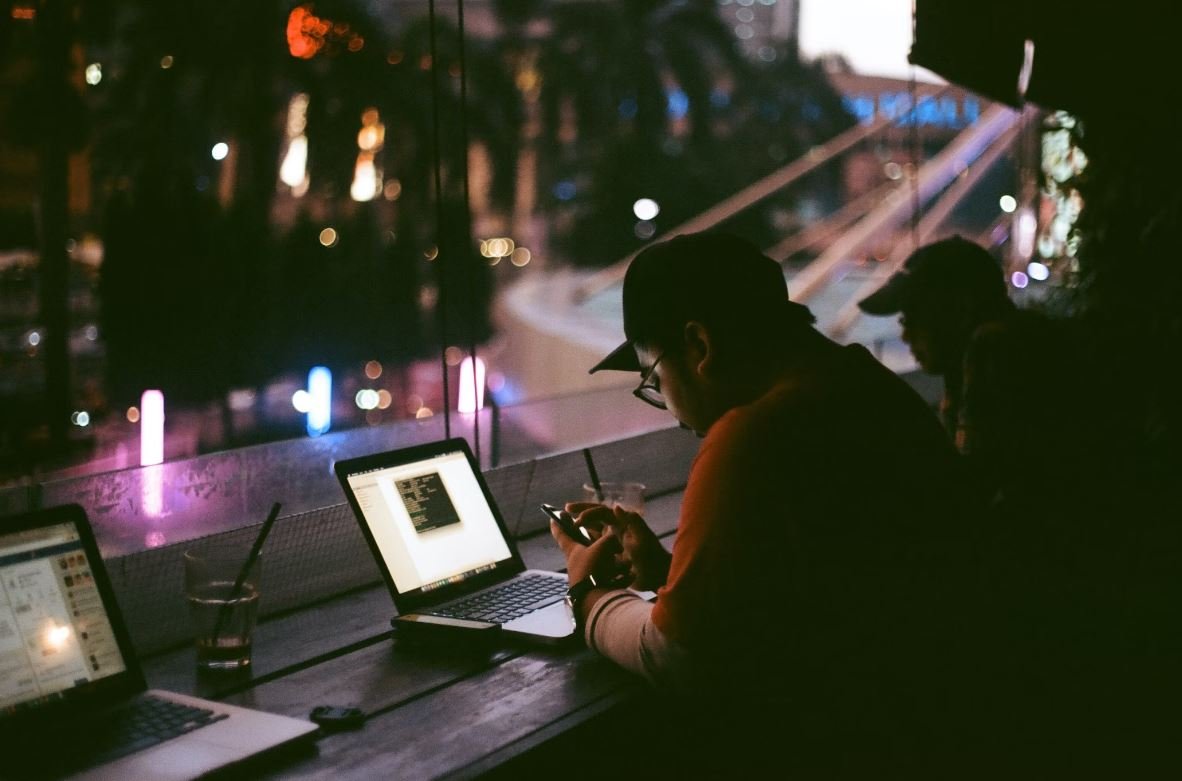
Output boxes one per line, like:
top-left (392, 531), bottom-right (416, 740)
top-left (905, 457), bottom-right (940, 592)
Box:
top-left (1011, 271), bottom-right (1029, 289)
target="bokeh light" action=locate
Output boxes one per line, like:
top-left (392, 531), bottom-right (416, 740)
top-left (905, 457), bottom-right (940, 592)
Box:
top-left (291, 389), bottom-right (311, 413)
top-left (355, 389), bottom-right (380, 410)
top-left (510, 247), bottom-right (532, 267)
top-left (632, 198), bottom-right (660, 221)
top-left (481, 238), bottom-right (515, 258)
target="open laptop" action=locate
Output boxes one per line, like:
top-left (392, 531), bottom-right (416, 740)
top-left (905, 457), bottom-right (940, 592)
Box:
top-left (0, 504), bottom-right (318, 780)
top-left (335, 438), bottom-right (575, 644)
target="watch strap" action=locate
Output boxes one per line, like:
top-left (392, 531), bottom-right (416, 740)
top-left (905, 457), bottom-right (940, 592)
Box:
top-left (566, 573), bottom-right (601, 607)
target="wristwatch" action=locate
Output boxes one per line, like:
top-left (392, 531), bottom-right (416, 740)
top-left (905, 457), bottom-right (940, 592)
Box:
top-left (565, 573), bottom-right (608, 623)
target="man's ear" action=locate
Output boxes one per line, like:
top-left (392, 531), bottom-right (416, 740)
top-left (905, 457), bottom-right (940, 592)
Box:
top-left (683, 321), bottom-right (712, 376)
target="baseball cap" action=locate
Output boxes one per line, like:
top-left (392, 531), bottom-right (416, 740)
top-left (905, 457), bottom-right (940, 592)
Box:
top-left (589, 231), bottom-right (815, 374)
top-left (857, 236), bottom-right (1007, 315)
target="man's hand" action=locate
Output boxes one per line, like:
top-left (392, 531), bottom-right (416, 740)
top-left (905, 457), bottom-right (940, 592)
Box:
top-left (549, 515), bottom-right (621, 585)
top-left (565, 503), bottom-right (672, 592)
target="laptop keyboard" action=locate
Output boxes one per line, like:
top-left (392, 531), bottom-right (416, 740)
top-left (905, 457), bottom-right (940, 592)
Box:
top-left (429, 574), bottom-right (568, 624)
top-left (82, 694), bottom-right (227, 766)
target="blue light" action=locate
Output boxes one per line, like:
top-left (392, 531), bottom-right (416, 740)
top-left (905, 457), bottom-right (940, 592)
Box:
top-left (307, 366), bottom-right (332, 436)
top-left (490, 379), bottom-right (521, 407)
top-left (666, 89), bottom-right (689, 119)
top-left (842, 95), bottom-right (875, 125)
top-left (962, 97), bottom-right (981, 125)
top-left (553, 180), bottom-right (577, 201)
top-left (618, 97), bottom-right (638, 119)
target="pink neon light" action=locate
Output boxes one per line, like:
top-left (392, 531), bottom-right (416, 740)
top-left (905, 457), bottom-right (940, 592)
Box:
top-left (458, 357), bottom-right (486, 413)
top-left (140, 389), bottom-right (165, 466)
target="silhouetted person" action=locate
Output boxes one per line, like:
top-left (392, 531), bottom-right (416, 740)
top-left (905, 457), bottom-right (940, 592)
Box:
top-left (858, 237), bottom-right (1150, 769)
top-left (550, 232), bottom-right (981, 775)
top-left (858, 236), bottom-right (1094, 511)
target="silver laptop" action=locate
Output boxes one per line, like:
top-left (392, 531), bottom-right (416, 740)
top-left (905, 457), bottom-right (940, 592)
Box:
top-left (0, 504), bottom-right (317, 780)
top-left (335, 438), bottom-right (576, 644)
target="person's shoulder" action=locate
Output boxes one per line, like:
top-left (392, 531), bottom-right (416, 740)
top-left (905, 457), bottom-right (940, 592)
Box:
top-left (969, 308), bottom-right (1072, 358)
top-left (711, 355), bottom-right (852, 442)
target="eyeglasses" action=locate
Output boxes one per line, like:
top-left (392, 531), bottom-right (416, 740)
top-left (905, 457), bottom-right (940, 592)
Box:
top-left (632, 352), bottom-right (666, 410)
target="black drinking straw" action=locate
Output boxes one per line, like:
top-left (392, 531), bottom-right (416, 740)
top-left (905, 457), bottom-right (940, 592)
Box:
top-left (211, 502), bottom-right (281, 642)
top-left (582, 448), bottom-right (603, 500)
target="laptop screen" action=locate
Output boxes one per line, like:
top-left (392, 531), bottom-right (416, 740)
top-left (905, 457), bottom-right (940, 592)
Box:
top-left (343, 448), bottom-right (514, 597)
top-left (0, 519), bottom-right (128, 716)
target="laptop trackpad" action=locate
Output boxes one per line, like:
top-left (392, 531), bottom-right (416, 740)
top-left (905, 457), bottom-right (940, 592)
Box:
top-left (503, 600), bottom-right (575, 639)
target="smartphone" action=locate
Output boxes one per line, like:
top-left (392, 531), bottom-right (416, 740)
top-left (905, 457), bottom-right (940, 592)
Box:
top-left (540, 503), bottom-right (592, 546)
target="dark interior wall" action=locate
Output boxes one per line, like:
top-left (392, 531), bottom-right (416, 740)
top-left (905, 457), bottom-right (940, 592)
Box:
top-left (913, 0), bottom-right (1182, 480)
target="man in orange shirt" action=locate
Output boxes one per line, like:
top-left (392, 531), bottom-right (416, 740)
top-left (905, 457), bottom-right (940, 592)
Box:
top-left (551, 231), bottom-right (980, 771)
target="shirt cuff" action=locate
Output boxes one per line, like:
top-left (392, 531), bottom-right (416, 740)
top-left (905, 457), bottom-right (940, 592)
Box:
top-left (584, 589), bottom-right (691, 690)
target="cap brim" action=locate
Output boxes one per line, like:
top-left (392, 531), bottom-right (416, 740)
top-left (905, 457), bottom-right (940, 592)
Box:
top-left (589, 341), bottom-right (641, 374)
top-left (857, 273), bottom-right (912, 315)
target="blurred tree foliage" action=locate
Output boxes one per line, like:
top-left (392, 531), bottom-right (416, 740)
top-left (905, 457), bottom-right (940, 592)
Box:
top-left (498, 0), bottom-right (854, 266)
top-left (26, 0), bottom-right (853, 411)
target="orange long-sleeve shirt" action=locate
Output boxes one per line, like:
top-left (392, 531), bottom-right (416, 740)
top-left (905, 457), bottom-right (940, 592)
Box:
top-left (647, 344), bottom-right (976, 707)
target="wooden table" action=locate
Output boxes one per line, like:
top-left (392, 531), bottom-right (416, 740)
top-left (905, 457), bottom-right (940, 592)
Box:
top-left (140, 493), bottom-right (684, 780)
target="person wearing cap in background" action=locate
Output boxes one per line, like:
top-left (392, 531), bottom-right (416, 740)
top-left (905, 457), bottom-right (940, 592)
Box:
top-left (549, 231), bottom-right (982, 772)
top-left (855, 241), bottom-right (1132, 769)
top-left (857, 235), bottom-right (1092, 508)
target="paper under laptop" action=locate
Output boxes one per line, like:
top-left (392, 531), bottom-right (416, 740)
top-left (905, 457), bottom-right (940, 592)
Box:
top-left (335, 438), bottom-right (576, 644)
top-left (0, 504), bottom-right (317, 780)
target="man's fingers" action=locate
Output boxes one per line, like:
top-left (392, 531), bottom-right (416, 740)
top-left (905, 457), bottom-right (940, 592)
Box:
top-left (612, 505), bottom-right (642, 524)
top-left (589, 526), bottom-right (621, 553)
top-left (549, 519), bottom-right (575, 555)
top-left (564, 503), bottom-right (614, 526)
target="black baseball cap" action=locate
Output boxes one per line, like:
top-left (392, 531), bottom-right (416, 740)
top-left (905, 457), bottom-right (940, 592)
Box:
top-left (589, 231), bottom-right (815, 373)
top-left (857, 236), bottom-right (1007, 315)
